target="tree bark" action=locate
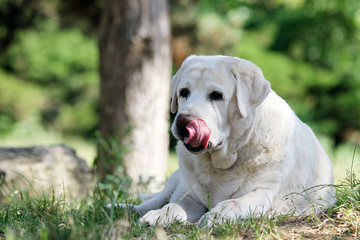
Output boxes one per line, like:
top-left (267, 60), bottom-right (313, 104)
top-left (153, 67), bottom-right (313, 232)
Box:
top-left (98, 0), bottom-right (171, 185)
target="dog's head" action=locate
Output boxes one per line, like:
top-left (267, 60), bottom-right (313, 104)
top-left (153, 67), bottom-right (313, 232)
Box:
top-left (171, 55), bottom-right (271, 154)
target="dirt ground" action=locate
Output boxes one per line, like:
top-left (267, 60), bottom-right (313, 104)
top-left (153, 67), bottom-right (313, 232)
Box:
top-left (276, 213), bottom-right (358, 239)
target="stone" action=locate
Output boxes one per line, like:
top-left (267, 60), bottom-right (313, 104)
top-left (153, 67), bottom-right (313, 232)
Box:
top-left (0, 145), bottom-right (94, 199)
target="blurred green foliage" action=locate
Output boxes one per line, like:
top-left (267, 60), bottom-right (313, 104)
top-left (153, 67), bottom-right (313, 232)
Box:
top-left (0, 18), bottom-right (98, 137)
top-left (267, 0), bottom-right (360, 143)
top-left (0, 0), bottom-right (359, 147)
top-left (0, 70), bottom-right (46, 135)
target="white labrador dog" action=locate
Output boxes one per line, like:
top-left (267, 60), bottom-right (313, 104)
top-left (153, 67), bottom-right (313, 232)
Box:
top-left (132, 55), bottom-right (335, 227)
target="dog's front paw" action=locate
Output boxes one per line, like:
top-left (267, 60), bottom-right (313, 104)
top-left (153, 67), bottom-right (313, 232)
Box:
top-left (139, 203), bottom-right (187, 226)
top-left (197, 211), bottom-right (218, 228)
top-left (197, 210), bottom-right (238, 228)
top-left (197, 200), bottom-right (241, 228)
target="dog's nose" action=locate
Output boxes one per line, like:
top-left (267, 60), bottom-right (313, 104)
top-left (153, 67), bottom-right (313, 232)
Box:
top-left (175, 114), bottom-right (193, 139)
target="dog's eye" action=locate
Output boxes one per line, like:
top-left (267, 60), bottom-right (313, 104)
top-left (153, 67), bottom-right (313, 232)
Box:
top-left (209, 91), bottom-right (223, 101)
top-left (179, 88), bottom-right (190, 98)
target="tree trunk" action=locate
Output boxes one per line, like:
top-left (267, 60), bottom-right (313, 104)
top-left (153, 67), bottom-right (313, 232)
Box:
top-left (98, 0), bottom-right (171, 186)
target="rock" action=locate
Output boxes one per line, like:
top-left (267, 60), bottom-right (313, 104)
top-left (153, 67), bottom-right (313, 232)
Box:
top-left (0, 145), bottom-right (94, 199)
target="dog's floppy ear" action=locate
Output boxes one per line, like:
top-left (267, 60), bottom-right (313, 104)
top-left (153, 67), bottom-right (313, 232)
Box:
top-left (231, 58), bottom-right (271, 118)
top-left (170, 71), bottom-right (181, 113)
top-left (170, 55), bottom-right (196, 113)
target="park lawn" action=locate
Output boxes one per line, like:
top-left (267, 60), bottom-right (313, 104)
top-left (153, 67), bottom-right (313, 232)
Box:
top-left (0, 137), bottom-right (358, 239)
top-left (0, 163), bottom-right (359, 239)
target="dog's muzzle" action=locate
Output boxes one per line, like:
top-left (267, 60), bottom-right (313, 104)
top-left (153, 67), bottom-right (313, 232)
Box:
top-left (174, 114), bottom-right (217, 153)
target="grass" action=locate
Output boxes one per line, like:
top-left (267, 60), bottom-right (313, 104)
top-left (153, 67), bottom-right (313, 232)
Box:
top-left (1, 152), bottom-right (360, 240)
top-left (1, 181), bottom-right (359, 239)
top-left (0, 131), bottom-right (359, 239)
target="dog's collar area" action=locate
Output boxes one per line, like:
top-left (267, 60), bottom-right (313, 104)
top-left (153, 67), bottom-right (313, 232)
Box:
top-left (210, 140), bottom-right (223, 149)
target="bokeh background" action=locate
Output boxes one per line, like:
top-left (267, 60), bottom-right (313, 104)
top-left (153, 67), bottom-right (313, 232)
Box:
top-left (0, 0), bottom-right (359, 182)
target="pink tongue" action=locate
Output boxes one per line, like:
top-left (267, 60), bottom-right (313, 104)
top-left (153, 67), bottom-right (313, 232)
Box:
top-left (184, 119), bottom-right (211, 149)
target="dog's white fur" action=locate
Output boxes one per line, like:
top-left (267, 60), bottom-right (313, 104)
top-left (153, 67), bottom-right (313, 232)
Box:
top-left (133, 55), bottom-right (335, 227)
